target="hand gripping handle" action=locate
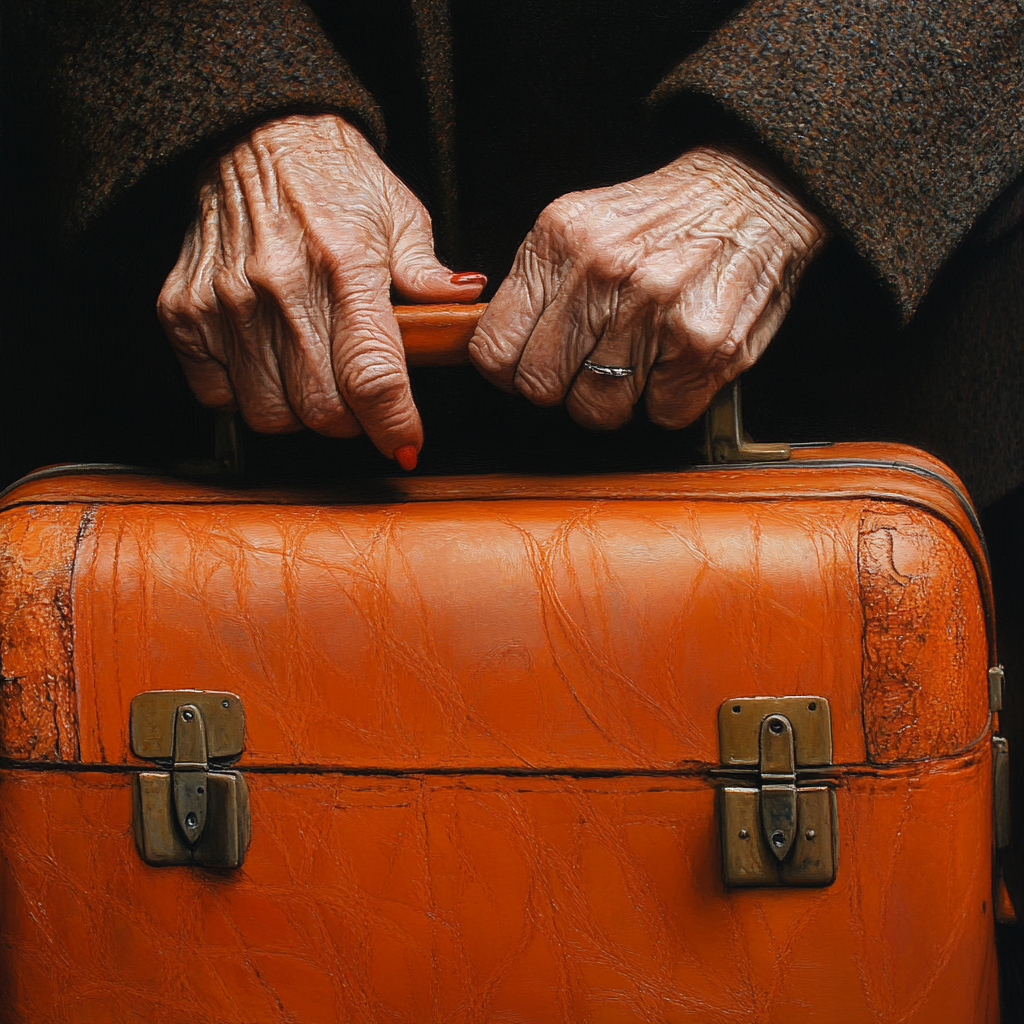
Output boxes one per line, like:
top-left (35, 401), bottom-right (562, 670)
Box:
top-left (213, 303), bottom-right (787, 473)
top-left (397, 304), bottom-right (789, 465)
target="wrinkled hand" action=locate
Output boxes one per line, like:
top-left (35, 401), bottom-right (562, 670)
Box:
top-left (158, 113), bottom-right (485, 466)
top-left (469, 146), bottom-right (827, 430)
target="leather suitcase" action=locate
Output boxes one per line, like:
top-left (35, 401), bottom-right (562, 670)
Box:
top-left (0, 308), bottom-right (1011, 1022)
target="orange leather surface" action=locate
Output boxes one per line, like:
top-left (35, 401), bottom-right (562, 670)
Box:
top-left (73, 496), bottom-right (870, 769)
top-left (0, 748), bottom-right (999, 1023)
top-left (61, 495), bottom-right (988, 770)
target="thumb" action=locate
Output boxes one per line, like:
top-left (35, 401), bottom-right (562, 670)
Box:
top-left (389, 201), bottom-right (486, 302)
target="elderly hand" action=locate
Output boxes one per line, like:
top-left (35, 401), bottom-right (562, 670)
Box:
top-left (157, 113), bottom-right (485, 469)
top-left (469, 146), bottom-right (827, 430)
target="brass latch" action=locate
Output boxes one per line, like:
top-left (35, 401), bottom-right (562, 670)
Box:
top-left (718, 696), bottom-right (837, 887)
top-left (130, 690), bottom-right (250, 868)
top-left (705, 380), bottom-right (791, 464)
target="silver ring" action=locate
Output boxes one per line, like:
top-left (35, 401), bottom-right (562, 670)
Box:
top-left (583, 360), bottom-right (634, 378)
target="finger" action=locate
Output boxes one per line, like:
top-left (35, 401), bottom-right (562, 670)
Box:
top-left (240, 147), bottom-right (362, 439)
top-left (566, 300), bottom-right (655, 431)
top-left (644, 313), bottom-right (742, 430)
top-left (510, 274), bottom-right (595, 406)
top-left (645, 359), bottom-right (726, 429)
top-left (328, 262), bottom-right (423, 460)
top-left (214, 272), bottom-right (300, 432)
top-left (158, 191), bottom-right (235, 409)
top-left (389, 197), bottom-right (487, 302)
top-left (645, 248), bottom-right (789, 429)
top-left (272, 301), bottom-right (362, 438)
top-left (468, 239), bottom-right (562, 391)
top-left (217, 153), bottom-right (256, 267)
top-left (214, 164), bottom-right (300, 433)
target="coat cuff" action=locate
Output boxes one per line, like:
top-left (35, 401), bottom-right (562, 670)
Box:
top-left (651, 0), bottom-right (1024, 319)
top-left (41, 0), bottom-right (385, 233)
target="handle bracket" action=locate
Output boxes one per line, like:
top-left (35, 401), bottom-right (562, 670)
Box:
top-left (705, 380), bottom-right (791, 464)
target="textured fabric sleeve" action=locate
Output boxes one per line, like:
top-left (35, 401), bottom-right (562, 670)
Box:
top-left (9, 0), bottom-right (385, 235)
top-left (651, 1), bottom-right (1024, 318)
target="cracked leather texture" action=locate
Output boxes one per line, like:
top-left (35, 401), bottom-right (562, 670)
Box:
top-left (0, 750), bottom-right (998, 1023)
top-left (859, 504), bottom-right (989, 761)
top-left (0, 450), bottom-right (998, 1020)
top-left (0, 505), bottom-right (84, 760)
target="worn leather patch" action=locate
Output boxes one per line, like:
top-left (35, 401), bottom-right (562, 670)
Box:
top-left (859, 503), bottom-right (989, 762)
top-left (0, 505), bottom-right (88, 759)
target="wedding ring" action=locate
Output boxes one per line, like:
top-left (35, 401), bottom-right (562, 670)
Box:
top-left (582, 360), bottom-right (634, 378)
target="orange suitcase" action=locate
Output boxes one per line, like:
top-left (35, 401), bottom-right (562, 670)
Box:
top-left (0, 308), bottom-right (1011, 1022)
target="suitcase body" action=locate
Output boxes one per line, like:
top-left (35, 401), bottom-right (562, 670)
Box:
top-left (0, 445), bottom-right (1004, 1023)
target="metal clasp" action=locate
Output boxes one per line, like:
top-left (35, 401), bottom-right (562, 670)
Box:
top-left (130, 690), bottom-right (250, 868)
top-left (718, 696), bottom-right (837, 887)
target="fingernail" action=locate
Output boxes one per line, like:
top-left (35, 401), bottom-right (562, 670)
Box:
top-left (450, 272), bottom-right (487, 286)
top-left (394, 445), bottom-right (418, 472)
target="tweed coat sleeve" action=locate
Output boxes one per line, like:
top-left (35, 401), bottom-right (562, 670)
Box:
top-left (653, 0), bottom-right (1024, 318)
top-left (8, 0), bottom-right (385, 236)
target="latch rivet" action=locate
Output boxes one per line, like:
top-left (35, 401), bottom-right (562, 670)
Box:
top-left (771, 830), bottom-right (786, 847)
top-left (732, 705), bottom-right (742, 714)
top-left (738, 829), bottom-right (750, 840)
top-left (805, 829), bottom-right (816, 840)
top-left (221, 700), bottom-right (230, 709)
top-left (185, 812), bottom-right (198, 828)
top-left (768, 717), bottom-right (784, 734)
top-left (182, 709), bottom-right (195, 722)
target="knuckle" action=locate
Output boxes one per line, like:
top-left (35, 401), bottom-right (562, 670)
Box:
top-left (675, 309), bottom-right (732, 354)
top-left (537, 195), bottom-right (579, 236)
top-left (240, 403), bottom-right (300, 434)
top-left (467, 327), bottom-right (517, 378)
top-left (244, 252), bottom-right (302, 294)
top-left (189, 376), bottom-right (235, 409)
top-left (186, 280), bottom-right (218, 320)
top-left (341, 356), bottom-right (409, 409)
top-left (213, 271), bottom-right (260, 323)
top-left (297, 392), bottom-right (346, 432)
top-left (584, 249), bottom-right (630, 285)
top-left (632, 265), bottom-right (682, 304)
top-left (156, 281), bottom-right (191, 328)
top-left (160, 313), bottom-right (204, 354)
top-left (513, 364), bottom-right (563, 407)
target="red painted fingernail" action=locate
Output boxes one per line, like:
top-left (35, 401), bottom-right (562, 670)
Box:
top-left (450, 272), bottom-right (487, 286)
top-left (394, 445), bottom-right (418, 472)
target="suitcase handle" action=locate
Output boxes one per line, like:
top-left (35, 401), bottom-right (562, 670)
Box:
top-left (396, 303), bottom-right (484, 366)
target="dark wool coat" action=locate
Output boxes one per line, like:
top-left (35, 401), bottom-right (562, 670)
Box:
top-left (2, 0), bottom-right (1023, 505)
